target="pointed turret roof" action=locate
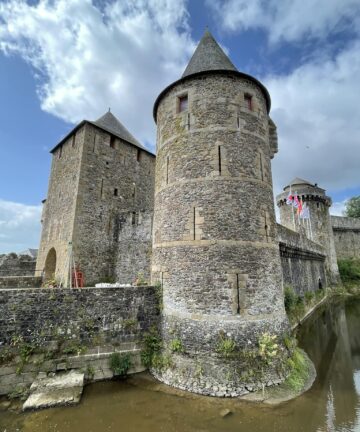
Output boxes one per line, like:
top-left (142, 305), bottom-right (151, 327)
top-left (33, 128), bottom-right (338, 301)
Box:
top-left (89, 111), bottom-right (144, 150)
top-left (182, 30), bottom-right (237, 78)
top-left (153, 29), bottom-right (271, 120)
top-left (288, 178), bottom-right (314, 187)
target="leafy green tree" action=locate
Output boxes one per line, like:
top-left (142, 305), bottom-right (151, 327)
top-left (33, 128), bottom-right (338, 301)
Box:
top-left (344, 196), bottom-right (360, 218)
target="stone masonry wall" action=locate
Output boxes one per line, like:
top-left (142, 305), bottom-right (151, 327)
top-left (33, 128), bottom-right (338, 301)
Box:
top-left (0, 286), bottom-right (159, 395)
top-left (115, 210), bottom-right (153, 284)
top-left (0, 286), bottom-right (159, 348)
top-left (0, 276), bottom-right (42, 289)
top-left (331, 216), bottom-right (360, 259)
top-left (0, 253), bottom-right (36, 277)
top-left (72, 123), bottom-right (155, 286)
top-left (277, 224), bottom-right (326, 296)
top-left (35, 126), bottom-right (86, 283)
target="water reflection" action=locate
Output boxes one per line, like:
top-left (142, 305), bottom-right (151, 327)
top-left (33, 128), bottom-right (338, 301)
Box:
top-left (1, 297), bottom-right (360, 432)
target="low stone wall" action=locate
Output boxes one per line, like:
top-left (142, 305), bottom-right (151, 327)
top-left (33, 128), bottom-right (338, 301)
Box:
top-left (0, 286), bottom-right (159, 395)
top-left (0, 253), bottom-right (37, 277)
top-left (277, 224), bottom-right (327, 296)
top-left (0, 276), bottom-right (42, 289)
top-left (331, 216), bottom-right (360, 259)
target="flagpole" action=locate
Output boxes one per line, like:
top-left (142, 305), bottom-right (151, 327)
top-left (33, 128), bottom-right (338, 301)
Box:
top-left (308, 207), bottom-right (313, 240)
top-left (290, 185), bottom-right (296, 231)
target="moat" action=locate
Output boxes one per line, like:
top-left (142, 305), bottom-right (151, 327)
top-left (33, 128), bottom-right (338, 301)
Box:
top-left (1, 296), bottom-right (360, 432)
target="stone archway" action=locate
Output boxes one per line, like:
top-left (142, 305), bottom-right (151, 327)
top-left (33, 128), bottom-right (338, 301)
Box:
top-left (44, 248), bottom-right (57, 282)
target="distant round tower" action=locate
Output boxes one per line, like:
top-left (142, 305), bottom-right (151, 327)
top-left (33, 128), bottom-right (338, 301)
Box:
top-left (151, 31), bottom-right (290, 396)
top-left (276, 178), bottom-right (340, 286)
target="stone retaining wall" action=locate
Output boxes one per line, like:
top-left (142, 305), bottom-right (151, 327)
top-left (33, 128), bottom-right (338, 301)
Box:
top-left (277, 224), bottom-right (327, 295)
top-left (0, 286), bottom-right (159, 395)
top-left (331, 216), bottom-right (360, 259)
top-left (0, 253), bottom-right (36, 277)
top-left (0, 276), bottom-right (42, 289)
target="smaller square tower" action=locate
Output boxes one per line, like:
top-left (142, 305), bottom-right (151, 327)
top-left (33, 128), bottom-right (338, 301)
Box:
top-left (36, 111), bottom-right (155, 286)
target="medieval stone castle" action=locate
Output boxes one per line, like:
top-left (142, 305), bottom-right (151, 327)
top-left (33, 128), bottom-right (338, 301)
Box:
top-left (33, 30), bottom-right (360, 395)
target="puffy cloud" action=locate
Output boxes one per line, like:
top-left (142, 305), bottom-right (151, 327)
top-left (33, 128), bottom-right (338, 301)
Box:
top-left (331, 199), bottom-right (348, 217)
top-left (267, 40), bottom-right (360, 195)
top-left (206, 0), bottom-right (360, 44)
top-left (0, 199), bottom-right (42, 253)
top-left (0, 0), bottom-right (195, 149)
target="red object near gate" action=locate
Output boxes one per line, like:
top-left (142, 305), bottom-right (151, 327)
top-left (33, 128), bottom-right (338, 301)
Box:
top-left (72, 269), bottom-right (84, 288)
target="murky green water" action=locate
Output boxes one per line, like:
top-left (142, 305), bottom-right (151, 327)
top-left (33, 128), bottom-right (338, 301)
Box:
top-left (1, 297), bottom-right (360, 432)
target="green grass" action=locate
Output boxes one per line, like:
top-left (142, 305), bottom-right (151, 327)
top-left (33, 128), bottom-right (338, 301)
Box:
top-left (284, 348), bottom-right (310, 392)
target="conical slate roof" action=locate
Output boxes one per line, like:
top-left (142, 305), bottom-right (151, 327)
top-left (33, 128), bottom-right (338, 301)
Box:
top-left (287, 178), bottom-right (314, 187)
top-left (182, 30), bottom-right (237, 78)
top-left (90, 111), bottom-right (145, 150)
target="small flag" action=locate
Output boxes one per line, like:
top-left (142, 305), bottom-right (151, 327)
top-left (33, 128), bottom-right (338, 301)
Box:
top-left (286, 193), bottom-right (293, 206)
top-left (293, 193), bottom-right (300, 209)
top-left (297, 197), bottom-right (303, 215)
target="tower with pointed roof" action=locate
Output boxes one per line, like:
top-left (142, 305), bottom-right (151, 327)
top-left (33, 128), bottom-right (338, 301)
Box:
top-left (151, 30), bottom-right (289, 395)
top-left (36, 111), bottom-right (155, 286)
top-left (276, 178), bottom-right (340, 285)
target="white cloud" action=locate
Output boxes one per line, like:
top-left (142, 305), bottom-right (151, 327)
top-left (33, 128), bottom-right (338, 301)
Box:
top-left (206, 0), bottom-right (360, 44)
top-left (331, 199), bottom-right (348, 217)
top-left (0, 199), bottom-right (42, 253)
top-left (267, 39), bottom-right (360, 195)
top-left (0, 0), bottom-right (195, 149)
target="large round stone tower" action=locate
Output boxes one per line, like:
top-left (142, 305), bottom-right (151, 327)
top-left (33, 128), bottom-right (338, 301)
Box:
top-left (151, 31), bottom-right (289, 396)
top-left (277, 178), bottom-right (340, 286)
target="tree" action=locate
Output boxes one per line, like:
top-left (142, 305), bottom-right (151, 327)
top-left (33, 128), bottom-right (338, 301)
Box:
top-left (344, 196), bottom-right (360, 218)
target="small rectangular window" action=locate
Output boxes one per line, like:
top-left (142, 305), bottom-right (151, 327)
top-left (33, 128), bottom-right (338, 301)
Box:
top-left (244, 94), bottom-right (253, 111)
top-left (137, 149), bottom-right (141, 162)
top-left (178, 94), bottom-right (188, 113)
top-left (58, 145), bottom-right (62, 159)
top-left (131, 212), bottom-right (136, 225)
top-left (71, 135), bottom-right (76, 147)
top-left (110, 136), bottom-right (115, 148)
top-left (114, 188), bottom-right (118, 197)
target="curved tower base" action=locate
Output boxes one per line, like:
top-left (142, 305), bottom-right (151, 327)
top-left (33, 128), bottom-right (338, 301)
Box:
top-left (151, 313), bottom-right (290, 397)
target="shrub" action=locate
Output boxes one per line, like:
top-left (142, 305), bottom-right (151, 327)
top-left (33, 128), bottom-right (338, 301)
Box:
top-left (258, 333), bottom-right (278, 365)
top-left (109, 352), bottom-right (131, 376)
top-left (216, 336), bottom-right (236, 358)
top-left (169, 338), bottom-right (184, 353)
top-left (304, 291), bottom-right (315, 304)
top-left (338, 259), bottom-right (360, 284)
top-left (141, 326), bottom-right (162, 368)
top-left (284, 286), bottom-right (297, 312)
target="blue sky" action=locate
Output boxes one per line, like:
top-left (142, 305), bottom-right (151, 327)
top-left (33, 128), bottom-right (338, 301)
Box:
top-left (0, 0), bottom-right (360, 252)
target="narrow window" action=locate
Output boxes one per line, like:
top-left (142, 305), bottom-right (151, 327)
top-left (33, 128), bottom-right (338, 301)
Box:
top-left (237, 115), bottom-right (240, 129)
top-left (58, 145), bottom-right (62, 159)
top-left (100, 179), bottom-right (104, 199)
top-left (193, 207), bottom-right (196, 240)
top-left (166, 155), bottom-right (169, 185)
top-left (187, 113), bottom-right (190, 130)
top-left (218, 145), bottom-right (222, 176)
top-left (178, 94), bottom-right (188, 113)
top-left (114, 188), bottom-right (118, 197)
top-left (236, 273), bottom-right (240, 314)
top-left (259, 152), bottom-right (264, 181)
top-left (132, 184), bottom-right (136, 199)
top-left (92, 134), bottom-right (96, 153)
top-left (131, 212), bottom-right (136, 225)
top-left (71, 134), bottom-right (76, 147)
top-left (110, 136), bottom-right (115, 149)
top-left (244, 94), bottom-right (253, 111)
top-left (137, 149), bottom-right (141, 162)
